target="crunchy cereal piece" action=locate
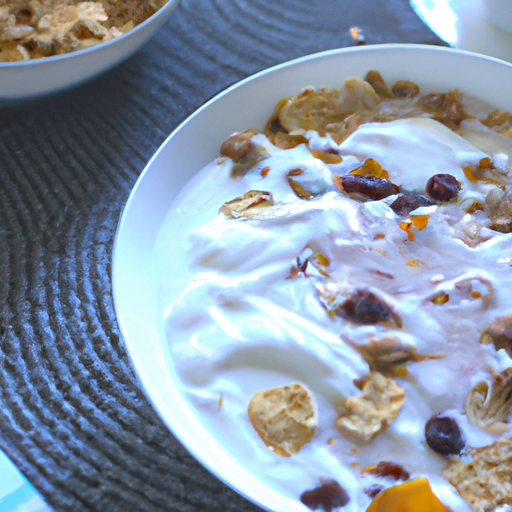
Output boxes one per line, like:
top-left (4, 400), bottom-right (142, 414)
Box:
top-left (415, 90), bottom-right (469, 127)
top-left (286, 168), bottom-right (328, 200)
top-left (441, 438), bottom-right (512, 512)
top-left (391, 80), bottom-right (420, 99)
top-left (481, 312), bottom-right (512, 357)
top-left (483, 109), bottom-right (512, 129)
top-left (248, 383), bottom-right (317, 457)
top-left (365, 70), bottom-right (393, 98)
top-left (465, 370), bottom-right (512, 434)
top-left (277, 77), bottom-right (381, 137)
top-left (335, 372), bottom-right (405, 444)
top-left (219, 190), bottom-right (274, 219)
top-left (0, 40), bottom-right (29, 61)
top-left (355, 336), bottom-right (440, 375)
top-left (0, 0), bottom-right (167, 61)
top-left (220, 129), bottom-right (269, 175)
top-left (34, 2), bottom-right (119, 54)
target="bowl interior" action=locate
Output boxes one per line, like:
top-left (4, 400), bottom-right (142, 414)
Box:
top-left (112, 44), bottom-right (512, 512)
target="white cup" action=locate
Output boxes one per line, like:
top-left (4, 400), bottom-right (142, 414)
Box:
top-left (483, 0), bottom-right (512, 35)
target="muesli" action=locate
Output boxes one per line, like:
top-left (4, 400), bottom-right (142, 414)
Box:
top-left (156, 70), bottom-right (512, 511)
top-left (0, 0), bottom-right (168, 62)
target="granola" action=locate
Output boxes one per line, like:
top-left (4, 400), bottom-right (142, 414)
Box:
top-left (335, 372), bottom-right (405, 444)
top-left (0, 0), bottom-right (168, 61)
top-left (248, 383), bottom-right (317, 457)
top-left (442, 438), bottom-right (512, 512)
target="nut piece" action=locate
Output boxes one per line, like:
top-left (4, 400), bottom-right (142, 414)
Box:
top-left (335, 372), bottom-right (405, 444)
top-left (220, 129), bottom-right (269, 175)
top-left (355, 336), bottom-right (437, 374)
top-left (365, 70), bottom-right (393, 98)
top-left (442, 438), bottom-right (512, 512)
top-left (416, 90), bottom-right (469, 127)
top-left (219, 190), bottom-right (274, 218)
top-left (391, 80), bottom-right (420, 99)
top-left (464, 371), bottom-right (512, 434)
top-left (481, 313), bottom-right (512, 357)
top-left (248, 383), bottom-right (317, 457)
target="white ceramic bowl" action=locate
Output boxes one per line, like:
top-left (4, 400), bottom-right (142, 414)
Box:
top-left (0, 0), bottom-right (180, 100)
top-left (112, 44), bottom-right (512, 512)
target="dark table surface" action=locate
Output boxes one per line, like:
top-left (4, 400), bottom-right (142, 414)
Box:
top-left (0, 1), bottom-right (444, 510)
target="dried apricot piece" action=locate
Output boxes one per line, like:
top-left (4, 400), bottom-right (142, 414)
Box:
top-left (365, 478), bottom-right (450, 512)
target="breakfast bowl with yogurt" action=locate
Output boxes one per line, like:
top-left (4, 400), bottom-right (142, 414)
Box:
top-left (113, 44), bottom-right (512, 512)
top-left (0, 0), bottom-right (181, 99)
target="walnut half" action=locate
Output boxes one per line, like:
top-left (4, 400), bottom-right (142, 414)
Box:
top-left (335, 372), bottom-right (405, 444)
top-left (464, 370), bottom-right (512, 434)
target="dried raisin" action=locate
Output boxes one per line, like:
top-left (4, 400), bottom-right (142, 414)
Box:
top-left (425, 415), bottom-right (465, 456)
top-left (300, 480), bottom-right (349, 511)
top-left (425, 174), bottom-right (460, 202)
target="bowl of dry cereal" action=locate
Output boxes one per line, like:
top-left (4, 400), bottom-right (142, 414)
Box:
top-left (113, 44), bottom-right (512, 512)
top-left (0, 0), bottom-right (180, 99)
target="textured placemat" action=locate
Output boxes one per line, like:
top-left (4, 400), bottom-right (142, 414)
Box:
top-left (0, 1), bottom-right (444, 510)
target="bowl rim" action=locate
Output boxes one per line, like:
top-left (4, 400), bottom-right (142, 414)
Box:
top-left (0, 0), bottom-right (181, 68)
top-left (112, 43), bottom-right (512, 512)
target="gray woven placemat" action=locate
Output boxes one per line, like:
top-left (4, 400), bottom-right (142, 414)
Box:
top-left (0, 1), bottom-right (443, 510)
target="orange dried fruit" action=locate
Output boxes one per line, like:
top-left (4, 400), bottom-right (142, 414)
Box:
top-left (365, 477), bottom-right (450, 512)
top-left (349, 158), bottom-right (390, 180)
top-left (309, 148), bottom-right (343, 164)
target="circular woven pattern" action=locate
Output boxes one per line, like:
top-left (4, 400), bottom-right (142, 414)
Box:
top-left (0, 1), bottom-right (443, 510)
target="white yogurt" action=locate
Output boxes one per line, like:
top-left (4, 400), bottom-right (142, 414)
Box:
top-left (155, 115), bottom-right (512, 511)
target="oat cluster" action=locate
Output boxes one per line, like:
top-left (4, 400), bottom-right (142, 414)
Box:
top-left (0, 0), bottom-right (168, 62)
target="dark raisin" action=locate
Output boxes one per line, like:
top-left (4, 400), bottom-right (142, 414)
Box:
top-left (364, 461), bottom-right (410, 481)
top-left (425, 415), bottom-right (465, 456)
top-left (364, 485), bottom-right (383, 499)
top-left (337, 290), bottom-right (393, 324)
top-left (390, 191), bottom-right (435, 216)
top-left (300, 480), bottom-right (350, 511)
top-left (334, 175), bottom-right (400, 201)
top-left (425, 174), bottom-right (460, 202)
